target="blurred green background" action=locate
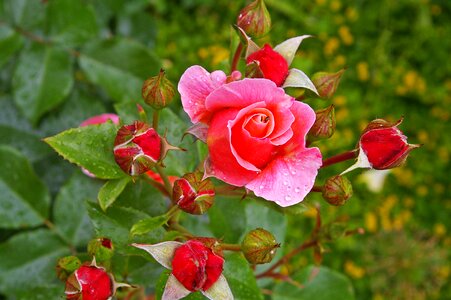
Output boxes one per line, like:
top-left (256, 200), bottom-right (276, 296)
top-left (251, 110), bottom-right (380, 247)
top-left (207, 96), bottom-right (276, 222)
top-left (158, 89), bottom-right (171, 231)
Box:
top-left (0, 0), bottom-right (450, 299)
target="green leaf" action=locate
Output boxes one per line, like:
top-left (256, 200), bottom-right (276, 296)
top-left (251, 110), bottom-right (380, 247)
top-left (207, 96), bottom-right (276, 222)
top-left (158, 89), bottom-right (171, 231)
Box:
top-left (2, 0), bottom-right (46, 31)
top-left (0, 146), bottom-right (50, 228)
top-left (0, 26), bottom-right (24, 68)
top-left (272, 265), bottom-right (355, 300)
top-left (0, 229), bottom-right (70, 295)
top-left (98, 176), bottom-right (131, 211)
top-left (79, 38), bottom-right (160, 102)
top-left (130, 214), bottom-right (169, 236)
top-left (208, 196), bottom-right (247, 243)
top-left (54, 171), bottom-right (103, 247)
top-left (46, 0), bottom-right (98, 47)
top-left (13, 43), bottom-right (73, 124)
top-left (224, 253), bottom-right (264, 300)
top-left (44, 121), bottom-right (124, 179)
top-left (86, 202), bottom-right (165, 254)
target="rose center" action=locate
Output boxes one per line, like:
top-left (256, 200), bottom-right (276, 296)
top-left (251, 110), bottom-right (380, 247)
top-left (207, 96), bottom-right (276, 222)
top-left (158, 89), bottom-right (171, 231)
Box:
top-left (243, 108), bottom-right (274, 138)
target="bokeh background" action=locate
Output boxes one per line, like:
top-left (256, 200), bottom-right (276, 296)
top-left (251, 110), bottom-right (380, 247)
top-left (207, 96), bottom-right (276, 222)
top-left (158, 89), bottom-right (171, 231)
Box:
top-left (0, 0), bottom-right (450, 299)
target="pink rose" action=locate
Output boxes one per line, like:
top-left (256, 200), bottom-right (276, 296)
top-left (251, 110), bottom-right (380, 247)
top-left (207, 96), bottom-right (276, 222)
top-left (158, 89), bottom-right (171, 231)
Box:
top-left (179, 66), bottom-right (322, 206)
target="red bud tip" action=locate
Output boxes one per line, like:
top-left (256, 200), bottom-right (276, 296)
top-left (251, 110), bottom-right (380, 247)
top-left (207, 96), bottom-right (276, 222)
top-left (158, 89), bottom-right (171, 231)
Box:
top-left (172, 172), bottom-right (215, 215)
top-left (246, 44), bottom-right (289, 86)
top-left (65, 265), bottom-right (113, 300)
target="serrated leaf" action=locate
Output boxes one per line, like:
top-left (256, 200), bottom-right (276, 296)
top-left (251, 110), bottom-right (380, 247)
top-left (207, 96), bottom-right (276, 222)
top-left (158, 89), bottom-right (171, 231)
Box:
top-left (130, 214), bottom-right (169, 236)
top-left (0, 146), bottom-right (50, 228)
top-left (44, 121), bottom-right (124, 179)
top-left (86, 202), bottom-right (165, 254)
top-left (223, 253), bottom-right (264, 300)
top-left (79, 38), bottom-right (160, 102)
top-left (12, 42), bottom-right (73, 124)
top-left (208, 196), bottom-right (247, 243)
top-left (272, 265), bottom-right (355, 300)
top-left (46, 0), bottom-right (98, 47)
top-left (0, 26), bottom-right (24, 68)
top-left (0, 229), bottom-right (70, 295)
top-left (98, 176), bottom-right (131, 211)
top-left (54, 171), bottom-right (103, 247)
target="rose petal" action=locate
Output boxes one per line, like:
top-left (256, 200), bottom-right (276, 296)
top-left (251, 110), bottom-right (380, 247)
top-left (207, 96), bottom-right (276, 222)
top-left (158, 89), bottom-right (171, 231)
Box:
top-left (201, 274), bottom-right (234, 300)
top-left (178, 65), bottom-right (227, 123)
top-left (266, 104), bottom-right (295, 144)
top-left (184, 123), bottom-right (209, 143)
top-left (162, 274), bottom-right (191, 300)
top-left (205, 78), bottom-right (292, 115)
top-left (283, 101), bottom-right (317, 153)
top-left (282, 68), bottom-right (318, 95)
top-left (273, 35), bottom-right (311, 66)
top-left (132, 241), bottom-right (182, 269)
top-left (246, 147), bottom-right (322, 206)
top-left (207, 109), bottom-right (258, 186)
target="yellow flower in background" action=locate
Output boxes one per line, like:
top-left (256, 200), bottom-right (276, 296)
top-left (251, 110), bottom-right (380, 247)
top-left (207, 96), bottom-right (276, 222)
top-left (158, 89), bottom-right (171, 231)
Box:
top-left (345, 7), bottom-right (359, 21)
top-left (334, 95), bottom-right (347, 107)
top-left (365, 212), bottom-right (378, 233)
top-left (330, 0), bottom-right (342, 11)
top-left (344, 260), bottom-right (365, 279)
top-left (357, 62), bottom-right (369, 81)
top-left (338, 26), bottom-right (354, 45)
top-left (324, 37), bottom-right (340, 56)
top-left (433, 223), bottom-right (446, 238)
top-left (416, 185), bottom-right (428, 197)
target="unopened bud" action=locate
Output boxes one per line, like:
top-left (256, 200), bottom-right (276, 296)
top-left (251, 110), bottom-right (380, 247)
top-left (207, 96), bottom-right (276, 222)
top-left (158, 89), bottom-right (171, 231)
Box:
top-left (241, 228), bottom-right (280, 264)
top-left (237, 0), bottom-right (271, 38)
top-left (246, 44), bottom-right (289, 87)
top-left (56, 256), bottom-right (81, 281)
top-left (308, 105), bottom-right (336, 141)
top-left (172, 172), bottom-right (215, 215)
top-left (142, 69), bottom-right (175, 110)
top-left (322, 175), bottom-right (353, 206)
top-left (87, 238), bottom-right (114, 263)
top-left (65, 265), bottom-right (113, 300)
top-left (311, 69), bottom-right (345, 99)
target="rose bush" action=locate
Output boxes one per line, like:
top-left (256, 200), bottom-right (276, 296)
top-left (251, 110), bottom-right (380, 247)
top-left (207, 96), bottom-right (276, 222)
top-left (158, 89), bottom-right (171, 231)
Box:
top-left (179, 66), bottom-right (322, 206)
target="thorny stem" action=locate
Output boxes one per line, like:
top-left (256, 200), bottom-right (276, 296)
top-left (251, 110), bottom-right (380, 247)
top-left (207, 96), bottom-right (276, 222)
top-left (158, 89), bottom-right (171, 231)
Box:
top-left (44, 219), bottom-right (76, 254)
top-left (155, 165), bottom-right (173, 198)
top-left (166, 205), bottom-right (181, 218)
top-left (321, 149), bottom-right (358, 169)
top-left (169, 223), bottom-right (194, 238)
top-left (231, 43), bottom-right (243, 73)
top-left (141, 175), bottom-right (169, 197)
top-left (220, 243), bottom-right (242, 252)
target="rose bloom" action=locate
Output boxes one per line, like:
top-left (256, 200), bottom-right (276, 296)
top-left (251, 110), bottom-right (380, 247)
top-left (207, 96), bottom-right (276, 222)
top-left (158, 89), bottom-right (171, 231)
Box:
top-left (178, 66), bottom-right (322, 206)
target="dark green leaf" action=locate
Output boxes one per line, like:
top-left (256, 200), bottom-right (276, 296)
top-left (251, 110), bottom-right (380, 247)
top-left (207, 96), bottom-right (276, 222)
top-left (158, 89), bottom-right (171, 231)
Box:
top-left (2, 0), bottom-right (46, 31)
top-left (0, 229), bottom-right (70, 295)
top-left (112, 255), bottom-right (164, 288)
top-left (208, 196), bottom-right (247, 243)
top-left (0, 26), bottom-right (24, 68)
top-left (46, 0), bottom-right (98, 47)
top-left (272, 265), bottom-right (355, 300)
top-left (0, 146), bottom-right (50, 228)
top-left (130, 214), bottom-right (169, 236)
top-left (98, 176), bottom-right (131, 211)
top-left (79, 38), bottom-right (160, 102)
top-left (44, 121), bottom-right (124, 179)
top-left (224, 253), bottom-right (264, 300)
top-left (13, 43), bottom-right (73, 124)
top-left (54, 171), bottom-right (103, 247)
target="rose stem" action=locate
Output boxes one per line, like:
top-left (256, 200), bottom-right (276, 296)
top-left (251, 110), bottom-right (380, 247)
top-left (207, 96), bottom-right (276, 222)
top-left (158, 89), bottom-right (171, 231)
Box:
top-left (231, 43), bottom-right (243, 73)
top-left (220, 243), bottom-right (242, 252)
top-left (152, 110), bottom-right (160, 130)
top-left (44, 219), bottom-right (76, 254)
top-left (155, 165), bottom-right (173, 197)
top-left (321, 149), bottom-right (358, 169)
top-left (141, 175), bottom-right (169, 197)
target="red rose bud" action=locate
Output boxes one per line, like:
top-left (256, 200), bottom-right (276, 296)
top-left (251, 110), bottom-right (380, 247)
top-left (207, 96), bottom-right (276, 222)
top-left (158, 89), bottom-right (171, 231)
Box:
top-left (87, 238), bottom-right (114, 263)
top-left (246, 44), bottom-right (289, 86)
top-left (245, 60), bottom-right (264, 79)
top-left (113, 121), bottom-right (178, 176)
top-left (308, 105), bottom-right (336, 141)
top-left (171, 240), bottom-right (224, 292)
top-left (322, 175), bottom-right (353, 206)
top-left (65, 265), bottom-right (113, 300)
top-left (172, 172), bottom-right (215, 215)
top-left (142, 69), bottom-right (175, 110)
top-left (56, 256), bottom-right (81, 281)
top-left (311, 69), bottom-right (346, 99)
top-left (241, 228), bottom-right (280, 264)
top-left (237, 0), bottom-right (271, 38)
top-left (359, 118), bottom-right (420, 170)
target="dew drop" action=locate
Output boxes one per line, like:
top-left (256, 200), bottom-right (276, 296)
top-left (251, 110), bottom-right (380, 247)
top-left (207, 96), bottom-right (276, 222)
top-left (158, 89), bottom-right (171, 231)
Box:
top-left (295, 187), bottom-right (301, 193)
top-left (291, 170), bottom-right (297, 175)
top-left (283, 181), bottom-right (288, 186)
top-left (284, 195), bottom-right (291, 201)
top-left (259, 185), bottom-right (264, 189)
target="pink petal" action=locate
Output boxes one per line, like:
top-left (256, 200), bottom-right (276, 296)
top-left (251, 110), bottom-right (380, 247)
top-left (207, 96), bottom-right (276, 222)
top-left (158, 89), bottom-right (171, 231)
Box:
top-left (207, 109), bottom-right (258, 186)
top-left (266, 103), bottom-right (295, 144)
top-left (205, 78), bottom-right (292, 115)
top-left (246, 147), bottom-right (322, 207)
top-left (282, 101), bottom-right (317, 154)
top-left (80, 113), bottom-right (119, 127)
top-left (162, 274), bottom-right (191, 300)
top-left (178, 65), bottom-right (227, 123)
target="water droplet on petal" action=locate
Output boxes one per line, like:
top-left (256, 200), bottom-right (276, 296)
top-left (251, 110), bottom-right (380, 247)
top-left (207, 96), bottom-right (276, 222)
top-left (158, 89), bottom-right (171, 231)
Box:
top-left (285, 195), bottom-right (291, 201)
top-left (295, 187), bottom-right (301, 193)
top-left (283, 181), bottom-right (288, 186)
top-left (259, 185), bottom-right (264, 189)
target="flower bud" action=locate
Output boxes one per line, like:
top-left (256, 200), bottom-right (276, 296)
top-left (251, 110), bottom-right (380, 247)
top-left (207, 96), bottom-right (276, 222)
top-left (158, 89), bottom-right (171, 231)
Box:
top-left (237, 0), bottom-right (271, 38)
top-left (241, 228), bottom-right (280, 264)
top-left (113, 121), bottom-right (178, 176)
top-left (359, 118), bottom-right (420, 170)
top-left (308, 105), bottom-right (336, 141)
top-left (87, 238), bottom-right (114, 263)
top-left (142, 69), bottom-right (175, 110)
top-left (65, 265), bottom-right (113, 300)
top-left (245, 60), bottom-right (264, 79)
top-left (172, 172), bottom-right (215, 215)
top-left (171, 240), bottom-right (224, 292)
top-left (246, 44), bottom-right (289, 86)
top-left (56, 256), bottom-right (81, 281)
top-left (311, 69), bottom-right (345, 99)
top-left (322, 175), bottom-right (353, 206)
